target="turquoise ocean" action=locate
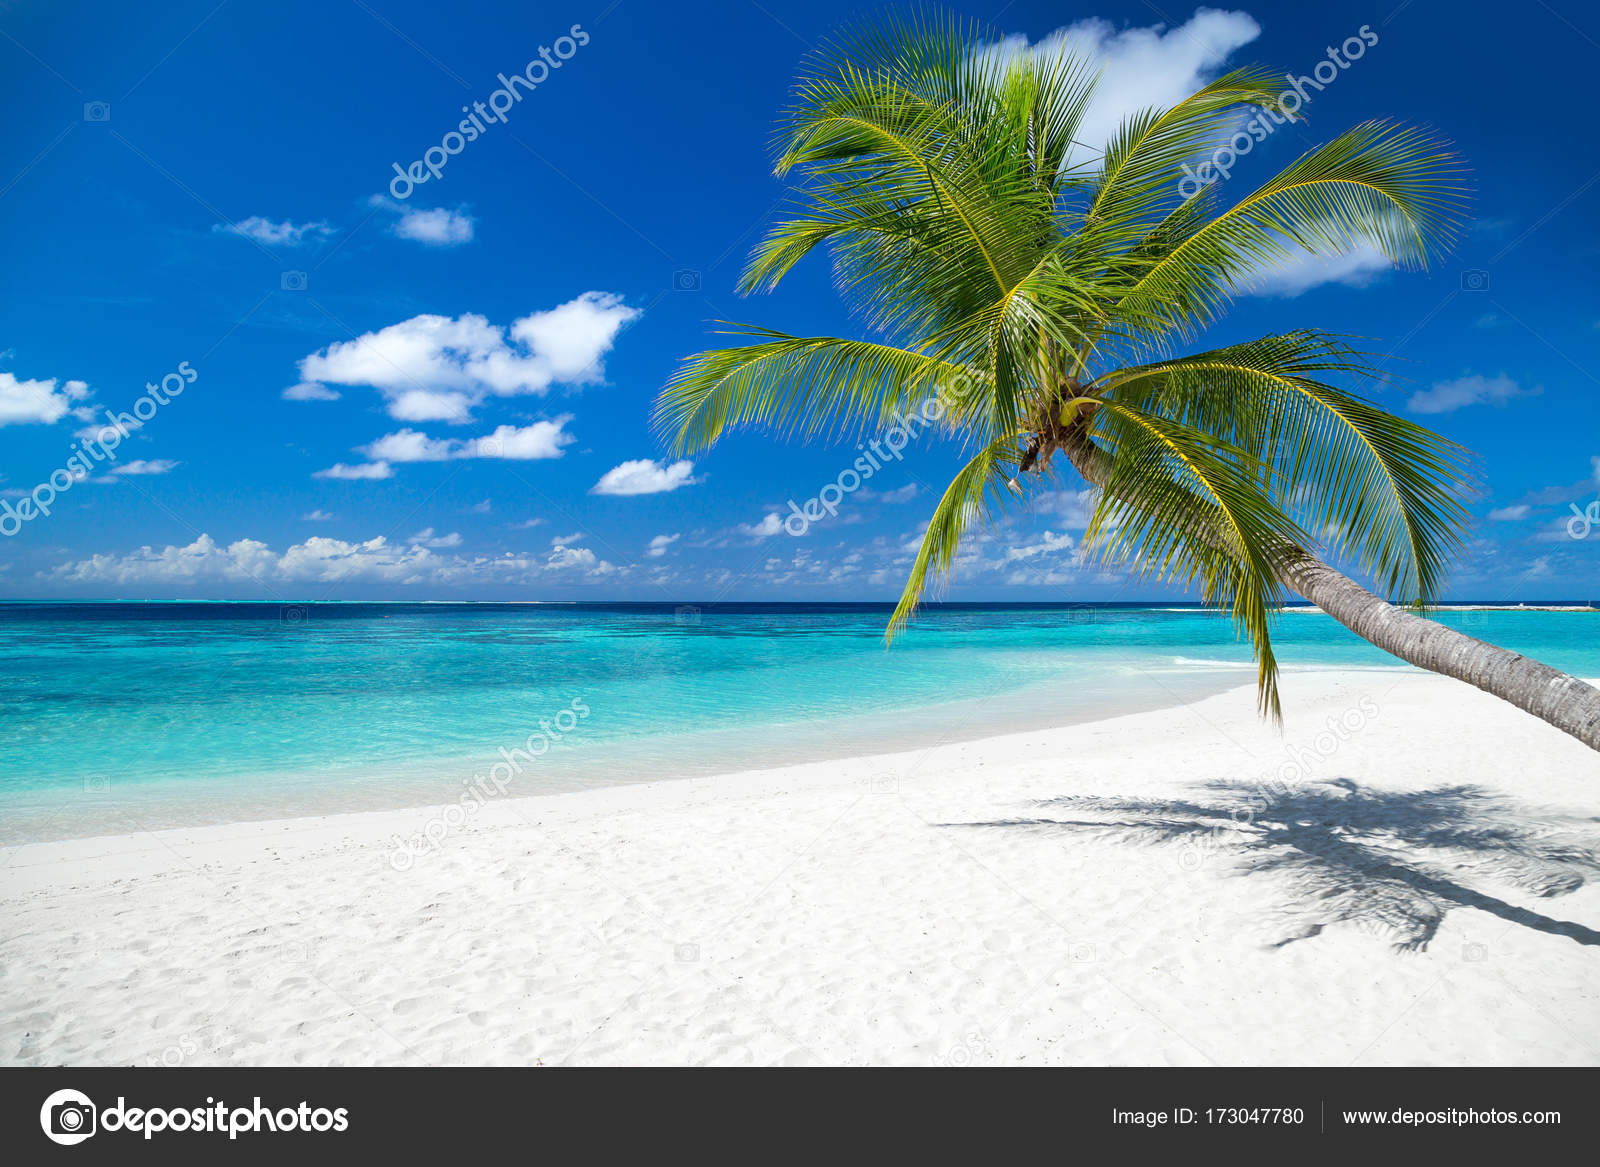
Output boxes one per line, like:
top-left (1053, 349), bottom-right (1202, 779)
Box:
top-left (2, 601), bottom-right (1597, 843)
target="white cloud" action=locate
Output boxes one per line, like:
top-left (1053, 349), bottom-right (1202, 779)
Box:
top-left (592, 458), bottom-right (699, 496)
top-left (1034, 488), bottom-right (1098, 529)
top-left (385, 388), bottom-right (476, 423)
top-left (101, 459), bottom-right (179, 479)
top-left (313, 461), bottom-right (394, 480)
top-left (508, 517), bottom-right (545, 530)
top-left (1487, 505), bottom-right (1530, 521)
top-left (982, 10), bottom-right (1262, 159)
top-left (303, 509), bottom-right (336, 521)
top-left (282, 381), bottom-right (341, 402)
top-left (408, 527), bottom-right (463, 548)
top-left (1004, 565), bottom-right (1081, 587)
top-left (858, 483), bottom-right (919, 503)
top-left (509, 295), bottom-right (639, 384)
top-left (214, 217), bottom-right (332, 247)
top-left (544, 537), bottom-right (617, 574)
top-left (547, 545), bottom-right (607, 571)
top-left (51, 535), bottom-right (282, 586)
top-left (0, 371), bottom-right (91, 427)
top-left (466, 499), bottom-right (492, 515)
top-left (1005, 530), bottom-right (1077, 560)
top-left (646, 533), bottom-right (680, 557)
top-left (479, 421), bottom-right (574, 460)
top-left (358, 418), bottom-right (574, 465)
top-left (1241, 242), bottom-right (1394, 298)
top-left (739, 513), bottom-right (783, 538)
top-left (362, 429), bottom-right (457, 463)
top-left (1523, 555), bottom-right (1552, 580)
top-left (392, 206), bottom-right (475, 246)
top-left (47, 532), bottom-right (616, 587)
top-left (1407, 373), bottom-right (1539, 415)
top-left (293, 293), bottom-right (638, 423)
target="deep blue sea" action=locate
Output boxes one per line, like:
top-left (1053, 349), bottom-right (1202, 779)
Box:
top-left (2, 601), bottom-right (1597, 843)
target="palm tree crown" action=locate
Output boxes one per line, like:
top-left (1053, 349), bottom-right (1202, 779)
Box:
top-left (654, 13), bottom-right (1473, 719)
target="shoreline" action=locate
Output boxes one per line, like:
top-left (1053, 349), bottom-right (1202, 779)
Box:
top-left (4, 666), bottom-right (1272, 868)
top-left (0, 660), bottom-right (1279, 847)
top-left (9, 604), bottom-right (1599, 849)
top-left (5, 669), bottom-right (1599, 1066)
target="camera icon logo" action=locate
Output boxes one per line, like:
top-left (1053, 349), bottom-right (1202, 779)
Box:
top-left (280, 940), bottom-right (311, 963)
top-left (1460, 268), bottom-right (1490, 292)
top-left (672, 269), bottom-right (702, 292)
top-left (674, 604), bottom-right (701, 625)
top-left (40, 1088), bottom-right (97, 1146)
top-left (1568, 500), bottom-right (1599, 541)
top-left (280, 605), bottom-right (309, 627)
top-left (476, 436), bottom-right (504, 458)
top-left (281, 270), bottom-right (308, 292)
top-left (83, 102), bottom-right (111, 122)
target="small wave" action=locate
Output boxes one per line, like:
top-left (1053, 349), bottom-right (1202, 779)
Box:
top-left (1156, 656), bottom-right (1411, 674)
top-left (1164, 657), bottom-right (1257, 670)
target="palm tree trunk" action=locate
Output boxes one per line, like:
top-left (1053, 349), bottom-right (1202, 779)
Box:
top-left (1056, 430), bottom-right (1600, 752)
top-left (1278, 551), bottom-right (1600, 751)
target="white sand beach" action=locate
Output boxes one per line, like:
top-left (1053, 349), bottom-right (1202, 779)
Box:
top-left (4, 668), bottom-right (1599, 1067)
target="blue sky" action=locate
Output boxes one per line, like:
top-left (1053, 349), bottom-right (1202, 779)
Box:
top-left (1, 0), bottom-right (1596, 602)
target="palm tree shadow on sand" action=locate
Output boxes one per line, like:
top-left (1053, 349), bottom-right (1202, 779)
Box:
top-left (946, 779), bottom-right (1600, 952)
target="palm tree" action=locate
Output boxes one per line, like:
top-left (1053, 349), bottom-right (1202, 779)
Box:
top-left (653, 15), bottom-right (1600, 751)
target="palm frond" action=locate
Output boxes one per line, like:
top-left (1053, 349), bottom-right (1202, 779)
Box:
top-left (654, 328), bottom-right (971, 454)
top-left (1113, 120), bottom-right (1468, 341)
top-left (1086, 67), bottom-right (1290, 245)
top-left (1096, 331), bottom-right (1473, 602)
top-left (1083, 402), bottom-right (1314, 717)
top-left (887, 431), bottom-right (1021, 639)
